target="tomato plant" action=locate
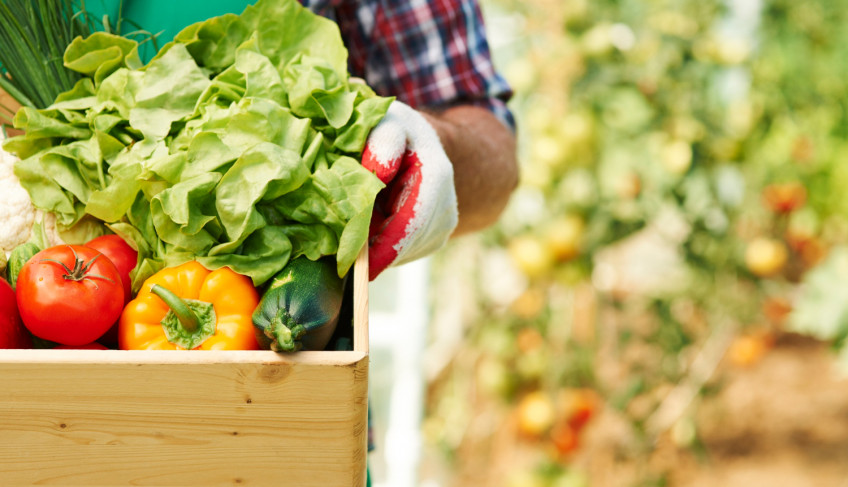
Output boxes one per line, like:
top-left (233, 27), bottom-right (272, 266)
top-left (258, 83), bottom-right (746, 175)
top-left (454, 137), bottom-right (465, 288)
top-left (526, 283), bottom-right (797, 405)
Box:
top-left (423, 0), bottom-right (848, 484)
top-left (549, 421), bottom-right (580, 458)
top-left (558, 388), bottom-right (599, 430)
top-left (728, 331), bottom-right (775, 367)
top-left (762, 182), bottom-right (807, 214)
top-left (545, 215), bottom-right (585, 262)
top-left (516, 391), bottom-right (556, 438)
top-left (509, 236), bottom-right (555, 279)
top-left (745, 237), bottom-right (789, 277)
top-left (0, 277), bottom-right (31, 349)
top-left (16, 245), bottom-right (124, 346)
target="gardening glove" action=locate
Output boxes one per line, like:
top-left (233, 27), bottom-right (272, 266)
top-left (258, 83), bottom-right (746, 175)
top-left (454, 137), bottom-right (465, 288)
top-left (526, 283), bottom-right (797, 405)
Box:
top-left (361, 100), bottom-right (459, 281)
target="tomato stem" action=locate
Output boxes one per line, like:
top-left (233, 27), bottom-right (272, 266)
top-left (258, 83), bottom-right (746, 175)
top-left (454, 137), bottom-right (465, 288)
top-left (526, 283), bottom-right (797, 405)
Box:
top-left (150, 284), bottom-right (199, 333)
top-left (39, 246), bottom-right (114, 283)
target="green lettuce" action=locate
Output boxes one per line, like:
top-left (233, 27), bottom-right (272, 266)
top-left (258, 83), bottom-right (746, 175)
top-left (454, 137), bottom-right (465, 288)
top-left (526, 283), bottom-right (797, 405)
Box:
top-left (3, 0), bottom-right (390, 288)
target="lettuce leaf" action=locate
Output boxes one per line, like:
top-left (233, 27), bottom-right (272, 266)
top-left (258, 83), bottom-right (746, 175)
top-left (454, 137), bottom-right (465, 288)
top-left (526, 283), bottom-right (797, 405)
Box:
top-left (4, 0), bottom-right (388, 287)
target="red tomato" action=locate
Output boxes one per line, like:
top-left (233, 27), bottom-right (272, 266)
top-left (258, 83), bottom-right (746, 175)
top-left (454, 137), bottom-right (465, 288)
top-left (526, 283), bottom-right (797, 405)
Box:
top-left (559, 388), bottom-right (599, 431)
top-left (761, 182), bottom-right (806, 214)
top-left (85, 235), bottom-right (138, 347)
top-left (16, 245), bottom-right (124, 346)
top-left (85, 234), bottom-right (138, 302)
top-left (0, 278), bottom-right (32, 349)
top-left (550, 422), bottom-right (580, 457)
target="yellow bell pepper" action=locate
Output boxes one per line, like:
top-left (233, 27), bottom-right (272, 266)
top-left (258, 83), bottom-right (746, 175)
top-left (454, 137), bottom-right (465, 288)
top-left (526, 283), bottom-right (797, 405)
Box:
top-left (118, 261), bottom-right (260, 350)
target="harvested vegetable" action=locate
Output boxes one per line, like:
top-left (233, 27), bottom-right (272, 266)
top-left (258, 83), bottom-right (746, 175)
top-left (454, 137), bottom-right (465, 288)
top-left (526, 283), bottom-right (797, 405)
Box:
top-left (4, 0), bottom-right (390, 291)
top-left (252, 255), bottom-right (346, 352)
top-left (0, 276), bottom-right (31, 349)
top-left (6, 242), bottom-right (39, 289)
top-left (119, 261), bottom-right (259, 350)
top-left (0, 0), bottom-right (91, 115)
top-left (0, 0), bottom-right (154, 117)
top-left (16, 244), bottom-right (124, 346)
top-left (86, 233), bottom-right (138, 346)
top-left (0, 130), bottom-right (37, 253)
top-left (85, 234), bottom-right (137, 302)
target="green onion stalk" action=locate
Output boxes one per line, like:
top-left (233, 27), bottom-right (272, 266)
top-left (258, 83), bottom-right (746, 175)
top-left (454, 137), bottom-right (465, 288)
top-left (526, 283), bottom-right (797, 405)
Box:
top-left (0, 0), bottom-right (92, 121)
top-left (0, 0), bottom-right (156, 125)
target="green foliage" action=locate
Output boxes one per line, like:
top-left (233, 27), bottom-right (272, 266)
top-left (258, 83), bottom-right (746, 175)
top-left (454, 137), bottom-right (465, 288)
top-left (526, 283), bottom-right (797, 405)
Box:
top-left (0, 0), bottom-right (91, 113)
top-left (4, 0), bottom-right (390, 288)
top-left (427, 0), bottom-right (848, 482)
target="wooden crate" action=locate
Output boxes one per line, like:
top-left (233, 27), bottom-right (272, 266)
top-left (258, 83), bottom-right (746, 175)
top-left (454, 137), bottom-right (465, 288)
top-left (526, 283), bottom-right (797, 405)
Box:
top-left (0, 249), bottom-right (370, 487)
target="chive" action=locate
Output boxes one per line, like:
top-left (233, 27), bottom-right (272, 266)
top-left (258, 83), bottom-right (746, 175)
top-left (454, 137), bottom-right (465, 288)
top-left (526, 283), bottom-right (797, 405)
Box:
top-left (0, 0), bottom-right (156, 120)
top-left (0, 0), bottom-right (90, 111)
top-left (0, 74), bottom-right (35, 109)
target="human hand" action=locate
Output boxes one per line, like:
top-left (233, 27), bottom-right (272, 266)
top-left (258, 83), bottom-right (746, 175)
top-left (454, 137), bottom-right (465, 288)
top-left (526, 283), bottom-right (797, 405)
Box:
top-left (361, 101), bottom-right (459, 281)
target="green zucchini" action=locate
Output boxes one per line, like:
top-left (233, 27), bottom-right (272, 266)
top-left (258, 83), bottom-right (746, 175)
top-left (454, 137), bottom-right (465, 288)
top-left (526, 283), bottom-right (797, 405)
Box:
top-left (7, 242), bottom-right (40, 290)
top-left (252, 256), bottom-right (347, 352)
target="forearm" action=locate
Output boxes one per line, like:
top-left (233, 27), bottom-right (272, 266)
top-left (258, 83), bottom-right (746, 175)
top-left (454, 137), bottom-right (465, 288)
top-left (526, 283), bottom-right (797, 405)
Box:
top-left (422, 105), bottom-right (519, 236)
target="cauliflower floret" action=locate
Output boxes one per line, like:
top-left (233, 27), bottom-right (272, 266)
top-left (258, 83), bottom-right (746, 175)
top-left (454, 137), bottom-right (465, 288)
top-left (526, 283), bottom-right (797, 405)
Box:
top-left (0, 142), bottom-right (36, 254)
top-left (0, 131), bottom-right (66, 257)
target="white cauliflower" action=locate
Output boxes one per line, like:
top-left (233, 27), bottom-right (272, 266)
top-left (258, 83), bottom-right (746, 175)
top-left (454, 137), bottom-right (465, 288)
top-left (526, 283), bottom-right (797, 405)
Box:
top-left (0, 132), bottom-right (64, 257)
top-left (0, 138), bottom-right (36, 254)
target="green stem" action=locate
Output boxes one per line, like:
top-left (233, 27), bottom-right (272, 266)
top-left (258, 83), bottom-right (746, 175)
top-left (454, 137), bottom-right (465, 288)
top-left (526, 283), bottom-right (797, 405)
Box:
top-left (151, 284), bottom-right (199, 333)
top-left (265, 309), bottom-right (307, 352)
top-left (39, 246), bottom-right (114, 283)
top-left (0, 75), bottom-right (36, 110)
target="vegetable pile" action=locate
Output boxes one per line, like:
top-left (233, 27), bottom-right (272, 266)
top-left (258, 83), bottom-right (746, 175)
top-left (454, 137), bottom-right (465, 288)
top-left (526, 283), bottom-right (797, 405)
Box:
top-left (0, 0), bottom-right (380, 352)
top-left (3, 0), bottom-right (390, 292)
top-left (2, 240), bottom-right (347, 351)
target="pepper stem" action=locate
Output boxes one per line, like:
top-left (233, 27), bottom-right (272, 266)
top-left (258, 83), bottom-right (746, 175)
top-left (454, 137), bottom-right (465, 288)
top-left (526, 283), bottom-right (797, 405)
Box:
top-left (151, 284), bottom-right (199, 333)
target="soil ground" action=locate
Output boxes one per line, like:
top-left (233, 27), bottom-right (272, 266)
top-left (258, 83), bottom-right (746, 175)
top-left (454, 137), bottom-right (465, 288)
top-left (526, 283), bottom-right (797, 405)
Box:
top-left (422, 334), bottom-right (848, 487)
top-left (576, 334), bottom-right (848, 487)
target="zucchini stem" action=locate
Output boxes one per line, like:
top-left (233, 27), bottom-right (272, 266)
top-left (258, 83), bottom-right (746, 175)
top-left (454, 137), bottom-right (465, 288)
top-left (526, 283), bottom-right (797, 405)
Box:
top-left (266, 309), bottom-right (307, 352)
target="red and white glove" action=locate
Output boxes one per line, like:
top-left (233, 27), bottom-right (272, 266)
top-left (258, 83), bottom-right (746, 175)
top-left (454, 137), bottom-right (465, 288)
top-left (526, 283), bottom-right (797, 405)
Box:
top-left (362, 101), bottom-right (459, 281)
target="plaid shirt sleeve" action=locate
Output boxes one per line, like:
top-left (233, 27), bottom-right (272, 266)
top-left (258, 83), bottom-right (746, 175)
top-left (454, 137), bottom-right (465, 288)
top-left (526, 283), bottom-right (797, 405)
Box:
top-left (331, 0), bottom-right (515, 131)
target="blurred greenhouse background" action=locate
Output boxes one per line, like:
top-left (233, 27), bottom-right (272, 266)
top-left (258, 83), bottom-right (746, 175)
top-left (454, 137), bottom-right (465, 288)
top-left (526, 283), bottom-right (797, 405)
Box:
top-left (370, 0), bottom-right (848, 485)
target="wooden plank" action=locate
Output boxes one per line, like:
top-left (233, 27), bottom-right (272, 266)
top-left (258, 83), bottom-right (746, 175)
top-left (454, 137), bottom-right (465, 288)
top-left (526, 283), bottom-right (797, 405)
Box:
top-left (0, 349), bottom-right (365, 366)
top-left (0, 350), bottom-right (368, 486)
top-left (0, 84), bottom-right (21, 117)
top-left (0, 84), bottom-right (23, 137)
top-left (353, 245), bottom-right (369, 354)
